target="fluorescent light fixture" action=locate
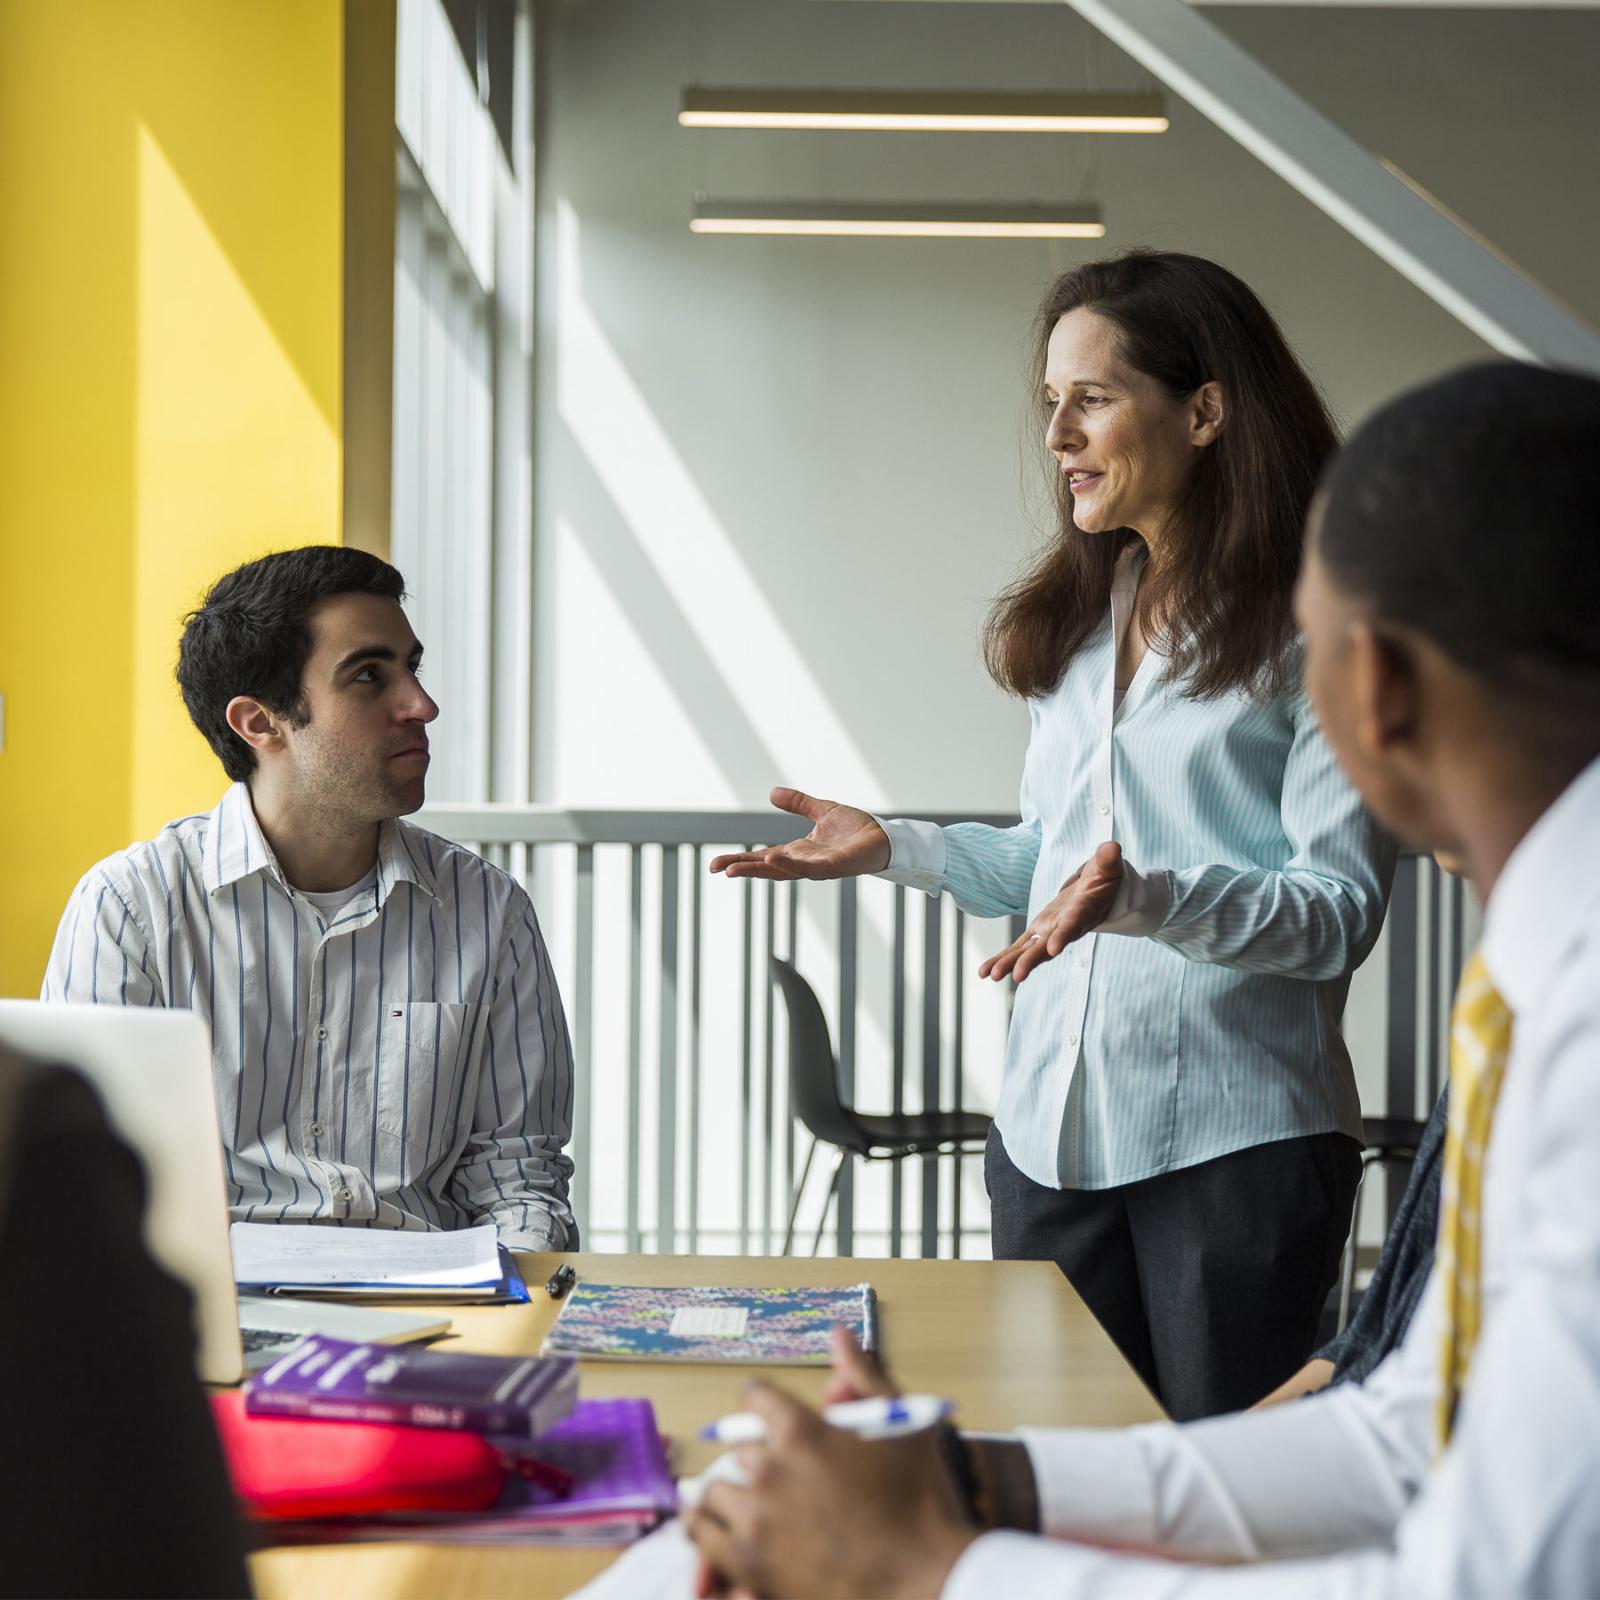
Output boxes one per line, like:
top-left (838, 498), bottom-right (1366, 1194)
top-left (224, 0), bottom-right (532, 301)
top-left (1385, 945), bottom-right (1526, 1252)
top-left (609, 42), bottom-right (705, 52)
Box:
top-left (680, 88), bottom-right (1168, 135)
top-left (690, 201), bottom-right (1106, 240)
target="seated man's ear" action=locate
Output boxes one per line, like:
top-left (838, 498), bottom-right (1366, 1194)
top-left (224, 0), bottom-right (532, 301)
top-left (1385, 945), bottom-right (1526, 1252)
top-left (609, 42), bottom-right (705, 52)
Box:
top-left (225, 696), bottom-right (286, 760)
top-left (1348, 619), bottom-right (1420, 762)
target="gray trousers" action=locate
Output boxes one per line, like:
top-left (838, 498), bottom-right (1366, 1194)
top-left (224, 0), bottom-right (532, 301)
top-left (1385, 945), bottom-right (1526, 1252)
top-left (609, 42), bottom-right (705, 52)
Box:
top-left (986, 1124), bottom-right (1361, 1422)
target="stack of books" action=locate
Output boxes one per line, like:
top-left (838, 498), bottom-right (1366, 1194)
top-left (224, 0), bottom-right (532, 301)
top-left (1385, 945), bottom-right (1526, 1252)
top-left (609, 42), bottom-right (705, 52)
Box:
top-left (220, 1337), bottom-right (676, 1546)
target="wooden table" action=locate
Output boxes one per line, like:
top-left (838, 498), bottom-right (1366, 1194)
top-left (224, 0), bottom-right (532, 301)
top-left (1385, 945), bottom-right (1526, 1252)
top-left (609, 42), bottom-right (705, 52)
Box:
top-left (251, 1250), bottom-right (1163, 1600)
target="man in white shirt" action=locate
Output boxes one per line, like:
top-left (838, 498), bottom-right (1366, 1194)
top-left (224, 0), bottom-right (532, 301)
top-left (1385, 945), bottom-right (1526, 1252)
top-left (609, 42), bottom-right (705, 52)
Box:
top-left (42, 545), bottom-right (576, 1251)
top-left (687, 364), bottom-right (1600, 1596)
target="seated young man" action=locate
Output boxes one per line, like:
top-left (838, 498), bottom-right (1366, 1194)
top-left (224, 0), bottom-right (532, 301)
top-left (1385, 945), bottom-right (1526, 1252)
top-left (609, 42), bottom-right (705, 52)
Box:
top-left (687, 363), bottom-right (1600, 1597)
top-left (42, 546), bottom-right (576, 1252)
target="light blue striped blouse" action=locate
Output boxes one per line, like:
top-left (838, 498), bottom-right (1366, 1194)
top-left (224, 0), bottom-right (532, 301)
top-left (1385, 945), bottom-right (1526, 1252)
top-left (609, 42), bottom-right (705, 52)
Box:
top-left (41, 783), bottom-right (576, 1248)
top-left (880, 550), bottom-right (1395, 1190)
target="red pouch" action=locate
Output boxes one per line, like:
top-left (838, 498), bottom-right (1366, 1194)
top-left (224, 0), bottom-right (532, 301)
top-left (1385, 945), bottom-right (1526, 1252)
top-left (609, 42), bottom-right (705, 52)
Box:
top-left (209, 1389), bottom-right (510, 1520)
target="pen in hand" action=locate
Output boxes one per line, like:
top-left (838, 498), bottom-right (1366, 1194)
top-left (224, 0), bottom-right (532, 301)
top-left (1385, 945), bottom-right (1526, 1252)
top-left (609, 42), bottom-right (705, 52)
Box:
top-left (701, 1394), bottom-right (951, 1444)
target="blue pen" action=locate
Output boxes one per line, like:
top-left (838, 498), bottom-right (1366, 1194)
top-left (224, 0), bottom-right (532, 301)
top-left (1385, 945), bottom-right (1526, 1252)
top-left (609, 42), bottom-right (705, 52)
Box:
top-left (701, 1394), bottom-right (952, 1445)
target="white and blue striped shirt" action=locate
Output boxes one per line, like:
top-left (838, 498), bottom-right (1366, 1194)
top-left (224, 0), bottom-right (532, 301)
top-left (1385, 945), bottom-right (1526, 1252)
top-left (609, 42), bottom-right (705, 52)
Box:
top-left (41, 783), bottom-right (576, 1249)
top-left (882, 550), bottom-right (1395, 1190)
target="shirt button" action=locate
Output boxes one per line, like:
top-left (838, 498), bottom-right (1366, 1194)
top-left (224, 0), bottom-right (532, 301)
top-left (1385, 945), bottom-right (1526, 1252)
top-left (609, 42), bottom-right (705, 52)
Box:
top-left (315, 1026), bottom-right (329, 1041)
top-left (1098, 804), bottom-right (1110, 816)
top-left (309, 1122), bottom-right (323, 1138)
top-left (1067, 1033), bottom-right (1080, 1048)
top-left (339, 1187), bottom-right (354, 1203)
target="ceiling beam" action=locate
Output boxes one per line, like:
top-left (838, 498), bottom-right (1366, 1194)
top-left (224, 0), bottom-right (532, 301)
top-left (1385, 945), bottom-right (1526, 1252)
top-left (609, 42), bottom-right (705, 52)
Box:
top-left (1055, 0), bottom-right (1600, 371)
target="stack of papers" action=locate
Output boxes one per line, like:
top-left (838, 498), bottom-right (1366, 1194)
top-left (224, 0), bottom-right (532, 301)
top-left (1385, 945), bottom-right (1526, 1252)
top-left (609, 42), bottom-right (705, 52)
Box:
top-left (231, 1221), bottom-right (527, 1303)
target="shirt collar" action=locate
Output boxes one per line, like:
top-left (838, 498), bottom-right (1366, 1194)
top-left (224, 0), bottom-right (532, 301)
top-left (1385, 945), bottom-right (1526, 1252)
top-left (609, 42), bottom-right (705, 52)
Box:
top-left (203, 783), bottom-right (278, 894)
top-left (1482, 752), bottom-right (1600, 1016)
top-left (204, 783), bottom-right (438, 905)
top-left (376, 816), bottom-right (438, 904)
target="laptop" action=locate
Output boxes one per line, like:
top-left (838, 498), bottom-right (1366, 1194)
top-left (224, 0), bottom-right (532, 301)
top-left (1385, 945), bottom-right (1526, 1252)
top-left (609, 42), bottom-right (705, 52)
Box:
top-left (0, 1001), bottom-right (451, 1382)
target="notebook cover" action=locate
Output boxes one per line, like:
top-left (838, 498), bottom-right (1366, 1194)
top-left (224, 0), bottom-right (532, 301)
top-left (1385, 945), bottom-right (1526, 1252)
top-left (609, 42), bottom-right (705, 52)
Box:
top-left (249, 1398), bottom-right (676, 1546)
top-left (479, 1398), bottom-right (678, 1524)
top-left (211, 1390), bottom-right (510, 1520)
top-left (245, 1335), bottom-right (577, 1439)
top-left (539, 1282), bottom-right (878, 1365)
top-left (499, 1249), bottom-right (531, 1304)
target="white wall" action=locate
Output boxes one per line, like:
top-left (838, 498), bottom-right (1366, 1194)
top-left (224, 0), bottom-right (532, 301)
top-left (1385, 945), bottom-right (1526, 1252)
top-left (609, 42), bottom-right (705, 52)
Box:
top-left (528, 0), bottom-right (1593, 1252)
top-left (532, 0), bottom-right (1599, 815)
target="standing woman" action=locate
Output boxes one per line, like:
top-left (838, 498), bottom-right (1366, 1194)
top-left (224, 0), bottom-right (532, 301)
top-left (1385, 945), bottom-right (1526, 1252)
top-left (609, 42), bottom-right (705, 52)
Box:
top-left (712, 251), bottom-right (1393, 1422)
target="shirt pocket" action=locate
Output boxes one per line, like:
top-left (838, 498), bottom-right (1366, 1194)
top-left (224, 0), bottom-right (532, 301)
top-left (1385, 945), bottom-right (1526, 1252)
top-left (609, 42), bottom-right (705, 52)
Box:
top-left (376, 1002), bottom-right (480, 1169)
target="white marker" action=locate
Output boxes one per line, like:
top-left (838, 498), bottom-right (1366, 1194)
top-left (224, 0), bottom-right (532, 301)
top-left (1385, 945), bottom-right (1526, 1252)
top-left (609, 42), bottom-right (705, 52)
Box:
top-left (700, 1394), bottom-right (952, 1445)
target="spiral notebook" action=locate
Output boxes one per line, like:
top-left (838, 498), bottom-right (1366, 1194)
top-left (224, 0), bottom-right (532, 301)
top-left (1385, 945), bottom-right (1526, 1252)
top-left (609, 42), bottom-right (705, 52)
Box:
top-left (539, 1282), bottom-right (878, 1365)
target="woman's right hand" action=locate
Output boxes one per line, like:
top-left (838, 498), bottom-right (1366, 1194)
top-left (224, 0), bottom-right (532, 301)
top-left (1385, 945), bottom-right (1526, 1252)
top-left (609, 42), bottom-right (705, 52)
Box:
top-left (709, 787), bottom-right (891, 881)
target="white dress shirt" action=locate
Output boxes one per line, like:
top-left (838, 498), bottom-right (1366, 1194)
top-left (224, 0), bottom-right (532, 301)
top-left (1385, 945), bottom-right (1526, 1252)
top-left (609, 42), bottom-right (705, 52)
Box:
top-left (41, 783), bottom-right (576, 1251)
top-left (878, 547), bottom-right (1392, 1189)
top-left (945, 753), bottom-right (1600, 1598)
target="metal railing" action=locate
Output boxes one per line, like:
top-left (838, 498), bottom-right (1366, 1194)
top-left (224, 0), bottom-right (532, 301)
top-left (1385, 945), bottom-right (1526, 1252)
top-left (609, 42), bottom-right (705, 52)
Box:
top-left (417, 805), bottom-right (1022, 1259)
top-left (418, 806), bottom-right (1469, 1260)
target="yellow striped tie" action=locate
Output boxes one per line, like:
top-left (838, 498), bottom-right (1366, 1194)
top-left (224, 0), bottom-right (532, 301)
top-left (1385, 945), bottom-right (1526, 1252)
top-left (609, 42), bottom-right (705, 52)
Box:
top-left (1435, 948), bottom-right (1514, 1449)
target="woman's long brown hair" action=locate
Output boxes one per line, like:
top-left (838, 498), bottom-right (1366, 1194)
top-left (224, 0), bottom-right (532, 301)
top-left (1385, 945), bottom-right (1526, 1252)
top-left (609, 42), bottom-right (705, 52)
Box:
top-left (984, 251), bottom-right (1338, 701)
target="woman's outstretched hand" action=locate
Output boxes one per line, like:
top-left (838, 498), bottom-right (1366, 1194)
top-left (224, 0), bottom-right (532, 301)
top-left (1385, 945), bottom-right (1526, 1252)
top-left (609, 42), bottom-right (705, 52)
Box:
top-left (709, 787), bottom-right (891, 881)
top-left (979, 841), bottom-right (1125, 983)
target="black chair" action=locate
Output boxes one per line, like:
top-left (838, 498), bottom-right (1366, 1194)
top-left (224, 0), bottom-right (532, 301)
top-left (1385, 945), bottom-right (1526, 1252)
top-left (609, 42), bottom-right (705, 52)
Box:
top-left (1332, 850), bottom-right (1459, 1332)
top-left (770, 956), bottom-right (991, 1256)
top-left (1336, 1114), bottom-right (1430, 1331)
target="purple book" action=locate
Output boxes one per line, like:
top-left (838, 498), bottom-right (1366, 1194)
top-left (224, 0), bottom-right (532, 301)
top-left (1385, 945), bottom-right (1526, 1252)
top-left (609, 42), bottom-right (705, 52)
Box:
top-left (256, 1399), bottom-right (679, 1548)
top-left (488, 1398), bottom-right (679, 1525)
top-left (245, 1335), bottom-right (577, 1440)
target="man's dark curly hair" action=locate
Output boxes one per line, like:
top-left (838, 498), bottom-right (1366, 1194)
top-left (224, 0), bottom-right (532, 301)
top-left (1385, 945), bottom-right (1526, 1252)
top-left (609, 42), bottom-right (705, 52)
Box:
top-left (176, 546), bottom-right (407, 782)
top-left (1316, 362), bottom-right (1600, 719)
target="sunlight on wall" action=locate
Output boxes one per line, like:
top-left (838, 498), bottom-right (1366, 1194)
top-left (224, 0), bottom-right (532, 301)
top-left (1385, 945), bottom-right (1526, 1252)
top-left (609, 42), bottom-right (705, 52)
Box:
top-left (551, 196), bottom-right (919, 1116)
top-left (133, 125), bottom-right (341, 835)
top-left (554, 199), bottom-right (887, 808)
top-left (0, 1), bottom-right (345, 995)
top-left (551, 516), bottom-right (739, 806)
top-left (540, 197), bottom-right (1025, 1254)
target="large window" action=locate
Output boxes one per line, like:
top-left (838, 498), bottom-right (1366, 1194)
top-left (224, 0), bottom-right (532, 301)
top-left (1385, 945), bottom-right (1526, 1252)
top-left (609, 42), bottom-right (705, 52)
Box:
top-left (391, 0), bottom-right (533, 806)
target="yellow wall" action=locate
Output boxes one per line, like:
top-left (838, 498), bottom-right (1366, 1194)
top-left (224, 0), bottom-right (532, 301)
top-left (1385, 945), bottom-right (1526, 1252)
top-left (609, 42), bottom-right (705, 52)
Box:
top-left (0, 2), bottom-right (347, 994)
